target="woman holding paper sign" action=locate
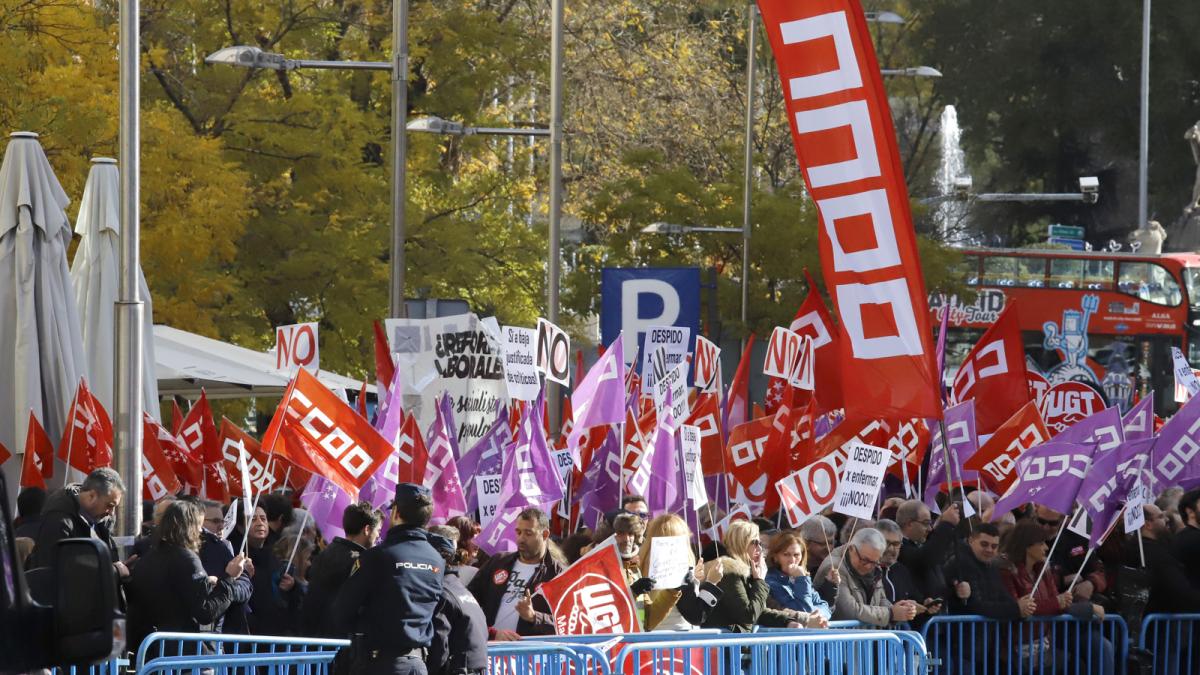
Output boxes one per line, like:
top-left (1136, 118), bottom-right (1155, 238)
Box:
top-left (702, 521), bottom-right (824, 632)
top-left (636, 515), bottom-right (724, 631)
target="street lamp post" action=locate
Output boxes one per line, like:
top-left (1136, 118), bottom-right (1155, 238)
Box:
top-left (880, 66), bottom-right (943, 78)
top-left (1138, 0), bottom-right (1151, 231)
top-left (548, 0), bottom-right (565, 435)
top-left (742, 4), bottom-right (756, 353)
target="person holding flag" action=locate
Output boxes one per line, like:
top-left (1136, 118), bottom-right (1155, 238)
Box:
top-left (1122, 504), bottom-right (1200, 615)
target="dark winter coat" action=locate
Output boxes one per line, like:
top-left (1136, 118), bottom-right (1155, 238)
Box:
top-left (428, 569), bottom-right (489, 675)
top-left (467, 550), bottom-right (564, 637)
top-left (126, 543), bottom-right (245, 653)
top-left (700, 556), bottom-right (793, 633)
top-left (30, 485), bottom-right (117, 570)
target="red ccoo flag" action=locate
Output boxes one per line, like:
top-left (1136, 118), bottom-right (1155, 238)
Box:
top-left (951, 301), bottom-right (1031, 434)
top-left (145, 413), bottom-right (203, 489)
top-left (22, 412), bottom-right (55, 489)
top-left (373, 320), bottom-right (396, 390)
top-left (142, 420), bottom-right (183, 501)
top-left (179, 392), bottom-right (228, 502)
top-left (262, 368), bottom-right (396, 499)
top-left (0, 441), bottom-right (9, 469)
top-left (722, 334), bottom-right (756, 434)
top-left (757, 0), bottom-right (941, 420)
top-left (58, 380), bottom-right (113, 474)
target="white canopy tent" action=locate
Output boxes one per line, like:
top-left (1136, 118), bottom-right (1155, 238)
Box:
top-left (154, 325), bottom-right (370, 400)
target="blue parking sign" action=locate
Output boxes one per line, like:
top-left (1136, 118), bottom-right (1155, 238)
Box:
top-left (601, 268), bottom-right (700, 367)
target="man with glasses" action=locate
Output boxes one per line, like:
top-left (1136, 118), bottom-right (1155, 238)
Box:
top-left (815, 527), bottom-right (918, 626)
top-left (875, 519), bottom-right (938, 619)
top-left (1035, 505), bottom-right (1106, 603)
top-left (896, 499), bottom-right (959, 602)
top-left (198, 498), bottom-right (255, 634)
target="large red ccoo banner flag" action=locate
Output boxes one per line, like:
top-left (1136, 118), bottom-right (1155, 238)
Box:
top-left (757, 0), bottom-right (941, 420)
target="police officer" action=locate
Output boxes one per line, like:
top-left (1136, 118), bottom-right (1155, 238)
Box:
top-left (303, 501), bottom-right (382, 637)
top-left (426, 526), bottom-right (488, 675)
top-left (332, 484), bottom-right (444, 675)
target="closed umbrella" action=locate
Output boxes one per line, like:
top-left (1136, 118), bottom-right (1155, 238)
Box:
top-left (0, 131), bottom-right (87, 487)
top-left (69, 157), bottom-right (158, 419)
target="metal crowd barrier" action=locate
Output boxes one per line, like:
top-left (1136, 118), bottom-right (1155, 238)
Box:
top-left (1138, 613), bottom-right (1200, 675)
top-left (134, 631), bottom-right (350, 674)
top-left (51, 657), bottom-right (128, 674)
top-left (921, 614), bottom-right (1127, 675)
top-left (488, 641), bottom-right (602, 675)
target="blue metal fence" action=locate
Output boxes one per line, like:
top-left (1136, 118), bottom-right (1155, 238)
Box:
top-left (1137, 613), bottom-right (1200, 675)
top-left (50, 657), bottom-right (127, 674)
top-left (135, 632), bottom-right (349, 674)
top-left (921, 614), bottom-right (1127, 675)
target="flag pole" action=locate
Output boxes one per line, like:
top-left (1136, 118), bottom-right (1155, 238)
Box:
top-left (937, 418), bottom-right (973, 534)
top-left (283, 508), bottom-right (311, 575)
top-left (1065, 547), bottom-right (1094, 594)
top-left (1032, 515), bottom-right (1070, 596)
top-left (1137, 528), bottom-right (1146, 567)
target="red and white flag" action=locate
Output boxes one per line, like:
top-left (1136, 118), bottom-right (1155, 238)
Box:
top-left (951, 302), bottom-right (1030, 434)
top-left (144, 413), bottom-right (203, 490)
top-left (142, 420), bottom-right (183, 501)
top-left (22, 412), bottom-right (55, 489)
top-left (722, 335), bottom-right (756, 433)
top-left (179, 392), bottom-right (228, 502)
top-left (58, 380), bottom-right (113, 474)
top-left (758, 0), bottom-right (941, 420)
top-left (538, 540), bottom-right (640, 635)
top-left (964, 401), bottom-right (1050, 495)
top-left (262, 368), bottom-right (396, 499)
top-left (724, 415), bottom-right (775, 514)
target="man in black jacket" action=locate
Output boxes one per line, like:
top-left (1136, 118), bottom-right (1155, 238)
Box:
top-left (1174, 488), bottom-right (1200, 588)
top-left (896, 499), bottom-right (960, 601)
top-left (332, 484), bottom-right (444, 675)
top-left (427, 526), bottom-right (487, 675)
top-left (198, 499), bottom-right (254, 634)
top-left (944, 523), bottom-right (1030, 620)
top-left (467, 507), bottom-right (564, 641)
top-left (303, 501), bottom-right (381, 637)
top-left (31, 468), bottom-right (125, 571)
top-left (1124, 504), bottom-right (1200, 614)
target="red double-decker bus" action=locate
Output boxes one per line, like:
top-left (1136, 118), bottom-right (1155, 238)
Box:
top-left (931, 247), bottom-right (1200, 418)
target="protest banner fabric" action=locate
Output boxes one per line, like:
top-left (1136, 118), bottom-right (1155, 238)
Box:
top-left (539, 540), bottom-right (641, 635)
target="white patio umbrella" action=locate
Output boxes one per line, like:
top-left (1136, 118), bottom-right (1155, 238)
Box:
top-left (69, 157), bottom-right (159, 419)
top-left (0, 132), bottom-right (87, 488)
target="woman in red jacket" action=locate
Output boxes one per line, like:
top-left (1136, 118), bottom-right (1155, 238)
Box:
top-left (999, 520), bottom-right (1113, 675)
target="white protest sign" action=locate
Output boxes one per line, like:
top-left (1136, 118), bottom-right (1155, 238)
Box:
top-left (646, 535), bottom-right (691, 589)
top-left (1173, 347), bottom-right (1200, 403)
top-left (552, 449), bottom-right (574, 518)
top-left (1124, 480), bottom-right (1149, 533)
top-left (275, 322), bottom-right (320, 373)
top-left (763, 327), bottom-right (802, 380)
top-left (221, 503), bottom-right (239, 540)
top-left (832, 443), bottom-right (891, 520)
top-left (1067, 508), bottom-right (1089, 539)
top-left (654, 360), bottom-right (690, 423)
top-left (679, 424), bottom-right (708, 508)
top-left (536, 318), bottom-right (571, 386)
top-left (502, 326), bottom-right (541, 401)
top-left (475, 473), bottom-right (503, 526)
top-left (776, 456), bottom-right (841, 528)
top-left (641, 326), bottom-right (690, 392)
top-left (693, 336), bottom-right (722, 394)
top-left (788, 336), bottom-right (814, 391)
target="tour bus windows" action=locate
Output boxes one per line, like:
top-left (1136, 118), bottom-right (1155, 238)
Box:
top-left (1017, 257), bottom-right (1047, 287)
top-left (1118, 262), bottom-right (1182, 307)
top-left (963, 254), bottom-right (981, 286)
top-left (981, 257), bottom-right (1018, 287)
top-left (1184, 268), bottom-right (1200, 306)
top-left (1082, 259), bottom-right (1114, 291)
top-left (1049, 258), bottom-right (1084, 289)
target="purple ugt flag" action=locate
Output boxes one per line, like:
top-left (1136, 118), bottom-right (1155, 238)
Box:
top-left (924, 400), bottom-right (979, 511)
top-left (1077, 438), bottom-right (1154, 548)
top-left (1122, 393), bottom-right (1155, 441)
top-left (1149, 392), bottom-right (1200, 490)
top-left (300, 474), bottom-right (353, 541)
top-left (577, 428), bottom-right (621, 529)
top-left (1054, 406), bottom-right (1124, 455)
top-left (500, 390), bottom-right (565, 510)
top-left (425, 395), bottom-right (468, 524)
top-left (993, 441), bottom-right (1096, 519)
top-left (565, 337), bottom-right (626, 467)
top-left (459, 409), bottom-right (508, 512)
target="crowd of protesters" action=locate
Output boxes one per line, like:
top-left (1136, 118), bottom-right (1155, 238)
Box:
top-left (10, 467), bottom-right (1200, 674)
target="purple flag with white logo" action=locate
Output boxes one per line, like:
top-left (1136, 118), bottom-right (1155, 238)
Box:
top-left (1122, 393), bottom-right (1155, 441)
top-left (565, 338), bottom-right (626, 467)
top-left (359, 372), bottom-right (407, 510)
top-left (634, 390), bottom-right (682, 515)
top-left (1077, 438), bottom-right (1154, 548)
top-left (476, 504), bottom-right (523, 556)
top-left (577, 428), bottom-right (622, 529)
top-left (301, 474), bottom-right (353, 541)
top-left (935, 297), bottom-right (950, 404)
top-left (1054, 406), bottom-right (1124, 455)
top-left (992, 441), bottom-right (1096, 518)
top-left (425, 394), bottom-right (468, 524)
top-left (924, 400), bottom-right (979, 510)
top-left (1149, 393), bottom-right (1200, 490)
top-left (459, 409), bottom-right (509, 511)
top-left (500, 390), bottom-right (565, 510)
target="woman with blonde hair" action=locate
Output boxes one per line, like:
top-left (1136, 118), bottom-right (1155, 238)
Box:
top-left (636, 514), bottom-right (723, 631)
top-left (701, 520), bottom-right (822, 632)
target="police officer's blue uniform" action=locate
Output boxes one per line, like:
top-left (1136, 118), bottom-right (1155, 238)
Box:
top-left (332, 486), bottom-right (444, 675)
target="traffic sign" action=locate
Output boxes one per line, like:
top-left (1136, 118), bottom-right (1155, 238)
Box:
top-left (1048, 224), bottom-right (1085, 239)
top-left (1047, 237), bottom-right (1085, 251)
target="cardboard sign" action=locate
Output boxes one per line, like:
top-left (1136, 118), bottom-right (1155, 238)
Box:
top-left (693, 336), bottom-right (721, 394)
top-left (502, 326), bottom-right (541, 401)
top-left (776, 456), bottom-right (840, 528)
top-left (641, 326), bottom-right (691, 392)
top-left (654, 360), bottom-right (690, 423)
top-left (1124, 480), bottom-right (1149, 533)
top-left (679, 424), bottom-right (708, 508)
top-left (475, 473), bottom-right (503, 526)
top-left (536, 318), bottom-right (571, 386)
top-left (763, 327), bottom-right (802, 380)
top-left (646, 535), bottom-right (690, 589)
top-left (275, 322), bottom-right (320, 373)
top-left (832, 443), bottom-right (891, 520)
